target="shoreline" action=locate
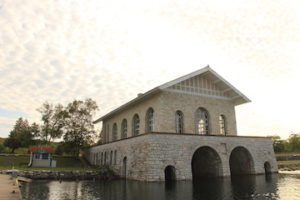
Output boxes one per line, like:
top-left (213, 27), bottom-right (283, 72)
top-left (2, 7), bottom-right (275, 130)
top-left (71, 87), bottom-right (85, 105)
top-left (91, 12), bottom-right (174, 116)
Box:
top-left (0, 168), bottom-right (117, 181)
top-left (0, 174), bottom-right (21, 200)
top-left (278, 170), bottom-right (300, 175)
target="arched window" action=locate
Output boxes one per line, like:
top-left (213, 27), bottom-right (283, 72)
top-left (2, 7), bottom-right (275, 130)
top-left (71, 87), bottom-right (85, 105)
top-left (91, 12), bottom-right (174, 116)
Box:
top-left (106, 124), bottom-right (109, 143)
top-left (175, 110), bottom-right (184, 133)
top-left (195, 108), bottom-right (209, 135)
top-left (114, 150), bottom-right (117, 165)
top-left (146, 108), bottom-right (154, 132)
top-left (132, 114), bottom-right (140, 136)
top-left (110, 151), bottom-right (113, 165)
top-left (112, 123), bottom-right (118, 141)
top-left (121, 119), bottom-right (128, 139)
top-left (219, 115), bottom-right (226, 135)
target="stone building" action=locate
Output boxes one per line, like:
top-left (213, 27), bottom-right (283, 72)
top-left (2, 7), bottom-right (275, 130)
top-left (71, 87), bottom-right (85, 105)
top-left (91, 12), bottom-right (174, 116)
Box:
top-left (86, 66), bottom-right (278, 181)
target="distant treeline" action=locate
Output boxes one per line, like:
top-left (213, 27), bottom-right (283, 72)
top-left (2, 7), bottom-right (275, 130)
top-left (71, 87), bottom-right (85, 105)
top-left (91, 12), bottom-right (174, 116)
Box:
top-left (270, 134), bottom-right (300, 153)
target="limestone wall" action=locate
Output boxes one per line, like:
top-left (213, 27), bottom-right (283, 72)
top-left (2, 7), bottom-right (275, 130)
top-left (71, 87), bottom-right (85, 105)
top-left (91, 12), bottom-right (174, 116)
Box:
top-left (102, 93), bottom-right (162, 143)
top-left (87, 133), bottom-right (278, 181)
top-left (101, 90), bottom-right (238, 143)
top-left (159, 91), bottom-right (237, 135)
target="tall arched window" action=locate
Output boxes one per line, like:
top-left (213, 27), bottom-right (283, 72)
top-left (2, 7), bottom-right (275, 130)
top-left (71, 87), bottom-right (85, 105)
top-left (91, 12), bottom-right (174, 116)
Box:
top-left (175, 110), bottom-right (184, 133)
top-left (195, 108), bottom-right (209, 135)
top-left (106, 124), bottom-right (109, 143)
top-left (112, 123), bottom-right (118, 141)
top-left (219, 115), bottom-right (226, 135)
top-left (110, 151), bottom-right (113, 165)
top-left (132, 114), bottom-right (140, 136)
top-left (146, 108), bottom-right (154, 132)
top-left (121, 119), bottom-right (128, 139)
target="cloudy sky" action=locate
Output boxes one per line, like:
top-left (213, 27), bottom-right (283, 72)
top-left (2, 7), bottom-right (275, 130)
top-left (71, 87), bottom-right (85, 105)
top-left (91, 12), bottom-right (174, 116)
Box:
top-left (0, 0), bottom-right (299, 139)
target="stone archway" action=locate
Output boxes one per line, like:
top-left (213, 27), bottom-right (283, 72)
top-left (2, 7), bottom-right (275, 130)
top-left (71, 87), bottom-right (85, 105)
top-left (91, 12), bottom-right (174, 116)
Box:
top-left (164, 165), bottom-right (176, 182)
top-left (229, 146), bottom-right (254, 176)
top-left (264, 161), bottom-right (271, 174)
top-left (191, 146), bottom-right (223, 179)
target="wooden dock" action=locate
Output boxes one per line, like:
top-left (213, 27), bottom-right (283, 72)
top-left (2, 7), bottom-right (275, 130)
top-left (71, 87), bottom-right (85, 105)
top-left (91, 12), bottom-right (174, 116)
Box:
top-left (0, 174), bottom-right (21, 200)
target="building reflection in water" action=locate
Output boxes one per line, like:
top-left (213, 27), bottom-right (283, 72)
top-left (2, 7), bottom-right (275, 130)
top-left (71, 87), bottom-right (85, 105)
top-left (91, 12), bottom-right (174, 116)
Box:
top-left (20, 174), bottom-right (300, 200)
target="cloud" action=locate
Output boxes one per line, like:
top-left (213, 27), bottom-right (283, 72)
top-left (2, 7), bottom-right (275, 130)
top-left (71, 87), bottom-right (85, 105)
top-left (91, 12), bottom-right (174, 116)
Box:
top-left (0, 0), bottom-right (300, 138)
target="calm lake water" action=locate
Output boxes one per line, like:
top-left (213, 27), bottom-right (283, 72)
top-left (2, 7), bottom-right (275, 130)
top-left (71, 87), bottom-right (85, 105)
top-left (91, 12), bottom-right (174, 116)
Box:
top-left (20, 174), bottom-right (300, 200)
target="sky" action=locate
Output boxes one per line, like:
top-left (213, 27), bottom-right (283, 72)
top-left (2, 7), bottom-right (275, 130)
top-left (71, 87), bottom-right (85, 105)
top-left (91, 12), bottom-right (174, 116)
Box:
top-left (0, 0), bottom-right (300, 139)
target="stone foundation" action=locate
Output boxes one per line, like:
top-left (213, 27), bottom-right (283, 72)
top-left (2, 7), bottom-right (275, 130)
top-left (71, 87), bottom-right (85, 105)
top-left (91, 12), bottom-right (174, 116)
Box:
top-left (87, 133), bottom-right (278, 181)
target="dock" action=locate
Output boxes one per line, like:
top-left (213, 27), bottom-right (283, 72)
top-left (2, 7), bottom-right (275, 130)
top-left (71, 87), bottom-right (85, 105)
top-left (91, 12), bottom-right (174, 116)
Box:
top-left (0, 174), bottom-right (21, 200)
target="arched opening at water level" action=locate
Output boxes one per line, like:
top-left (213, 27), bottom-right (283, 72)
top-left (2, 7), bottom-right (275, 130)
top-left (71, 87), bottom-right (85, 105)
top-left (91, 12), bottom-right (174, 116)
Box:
top-left (122, 157), bottom-right (127, 178)
top-left (191, 146), bottom-right (223, 179)
top-left (164, 165), bottom-right (176, 182)
top-left (264, 162), bottom-right (271, 174)
top-left (229, 147), bottom-right (254, 176)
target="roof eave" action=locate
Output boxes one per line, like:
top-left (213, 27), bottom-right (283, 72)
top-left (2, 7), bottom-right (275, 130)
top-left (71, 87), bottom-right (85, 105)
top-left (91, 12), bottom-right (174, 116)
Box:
top-left (93, 87), bottom-right (161, 123)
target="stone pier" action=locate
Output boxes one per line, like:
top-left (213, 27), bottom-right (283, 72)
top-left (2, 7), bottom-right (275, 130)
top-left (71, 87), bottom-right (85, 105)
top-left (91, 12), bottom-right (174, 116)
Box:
top-left (0, 174), bottom-right (21, 200)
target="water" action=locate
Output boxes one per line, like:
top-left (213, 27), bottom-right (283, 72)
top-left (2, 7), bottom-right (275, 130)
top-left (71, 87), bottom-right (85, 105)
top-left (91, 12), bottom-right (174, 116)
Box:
top-left (20, 174), bottom-right (300, 200)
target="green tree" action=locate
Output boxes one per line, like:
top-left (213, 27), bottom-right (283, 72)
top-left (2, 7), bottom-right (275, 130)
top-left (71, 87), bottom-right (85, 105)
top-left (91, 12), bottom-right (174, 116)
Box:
top-left (30, 122), bottom-right (40, 138)
top-left (4, 118), bottom-right (34, 153)
top-left (0, 143), bottom-right (5, 153)
top-left (4, 138), bottom-right (20, 153)
top-left (287, 134), bottom-right (300, 152)
top-left (62, 98), bottom-right (98, 156)
top-left (37, 102), bottom-right (66, 143)
top-left (269, 135), bottom-right (287, 153)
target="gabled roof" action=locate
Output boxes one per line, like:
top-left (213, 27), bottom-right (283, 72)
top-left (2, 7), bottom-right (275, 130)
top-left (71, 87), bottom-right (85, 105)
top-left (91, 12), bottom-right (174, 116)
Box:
top-left (94, 66), bottom-right (250, 123)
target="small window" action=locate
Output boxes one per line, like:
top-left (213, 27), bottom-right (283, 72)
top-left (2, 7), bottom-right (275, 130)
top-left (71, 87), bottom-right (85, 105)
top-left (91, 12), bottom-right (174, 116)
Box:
top-left (104, 152), bottom-right (107, 165)
top-left (219, 115), bottom-right (226, 135)
top-left (112, 123), bottom-right (118, 141)
top-left (42, 153), bottom-right (49, 160)
top-left (175, 110), bottom-right (184, 133)
top-left (132, 114), bottom-right (140, 136)
top-left (114, 150), bottom-right (117, 165)
top-left (121, 119), bottom-right (128, 139)
top-left (195, 108), bottom-right (209, 135)
top-left (146, 108), bottom-right (154, 132)
top-left (101, 152), bottom-right (103, 166)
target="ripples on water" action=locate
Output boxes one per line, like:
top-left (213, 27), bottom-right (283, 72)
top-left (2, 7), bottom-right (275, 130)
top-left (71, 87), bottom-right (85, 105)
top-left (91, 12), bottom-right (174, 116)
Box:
top-left (20, 174), bottom-right (300, 200)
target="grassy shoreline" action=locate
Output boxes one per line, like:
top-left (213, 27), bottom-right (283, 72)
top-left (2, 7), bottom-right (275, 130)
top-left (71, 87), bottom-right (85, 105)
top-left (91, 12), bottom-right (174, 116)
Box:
top-left (0, 166), bottom-right (99, 171)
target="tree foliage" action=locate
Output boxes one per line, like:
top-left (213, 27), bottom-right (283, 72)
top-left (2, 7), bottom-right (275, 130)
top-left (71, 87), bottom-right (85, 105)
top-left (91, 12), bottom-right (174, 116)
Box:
top-left (62, 98), bottom-right (98, 155)
top-left (270, 134), bottom-right (300, 153)
top-left (5, 99), bottom-right (99, 155)
top-left (286, 134), bottom-right (300, 152)
top-left (4, 118), bottom-right (35, 153)
top-left (37, 102), bottom-right (66, 143)
top-left (0, 143), bottom-right (4, 153)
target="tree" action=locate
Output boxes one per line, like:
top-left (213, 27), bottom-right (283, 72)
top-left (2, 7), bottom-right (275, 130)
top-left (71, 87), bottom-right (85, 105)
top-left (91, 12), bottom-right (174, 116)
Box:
top-left (4, 118), bottom-right (34, 153)
top-left (0, 143), bottom-right (6, 153)
top-left (30, 122), bottom-right (40, 139)
top-left (269, 135), bottom-right (287, 153)
top-left (287, 134), bottom-right (300, 152)
top-left (62, 98), bottom-right (98, 156)
top-left (37, 102), bottom-right (66, 143)
top-left (4, 138), bottom-right (20, 153)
